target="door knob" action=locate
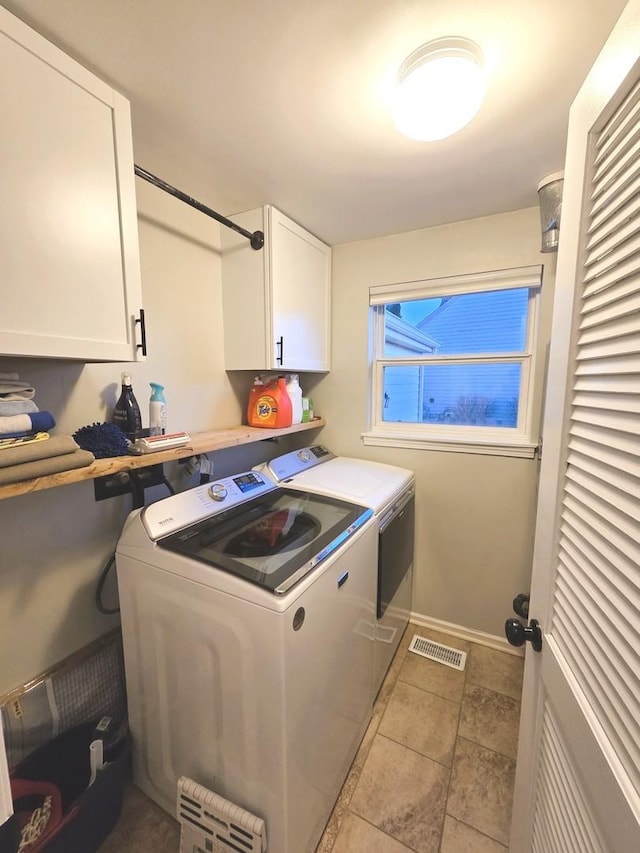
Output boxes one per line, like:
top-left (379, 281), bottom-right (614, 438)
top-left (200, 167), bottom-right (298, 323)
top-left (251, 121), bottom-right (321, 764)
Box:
top-left (512, 593), bottom-right (530, 619)
top-left (505, 618), bottom-right (543, 652)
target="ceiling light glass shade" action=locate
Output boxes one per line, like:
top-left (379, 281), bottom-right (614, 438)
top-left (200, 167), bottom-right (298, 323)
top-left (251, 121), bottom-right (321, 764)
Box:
top-left (392, 37), bottom-right (485, 141)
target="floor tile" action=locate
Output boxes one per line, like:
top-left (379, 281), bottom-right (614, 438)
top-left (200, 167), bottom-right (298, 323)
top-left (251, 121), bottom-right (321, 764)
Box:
top-left (459, 683), bottom-right (521, 759)
top-left (97, 783), bottom-right (180, 852)
top-left (350, 734), bottom-right (449, 853)
top-left (440, 815), bottom-right (508, 852)
top-left (331, 812), bottom-right (414, 852)
top-left (378, 680), bottom-right (459, 766)
top-left (374, 655), bottom-right (403, 710)
top-left (100, 631), bottom-right (523, 853)
top-left (316, 721), bottom-right (373, 852)
top-left (318, 659), bottom-right (398, 851)
top-left (446, 737), bottom-right (516, 846)
top-left (397, 650), bottom-right (466, 704)
top-left (465, 645), bottom-right (524, 700)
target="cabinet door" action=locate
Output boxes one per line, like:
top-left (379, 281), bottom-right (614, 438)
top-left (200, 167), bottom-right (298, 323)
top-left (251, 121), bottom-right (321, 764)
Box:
top-left (269, 207), bottom-right (331, 372)
top-left (0, 9), bottom-right (143, 361)
top-left (221, 207), bottom-right (271, 370)
top-left (221, 206), bottom-right (331, 371)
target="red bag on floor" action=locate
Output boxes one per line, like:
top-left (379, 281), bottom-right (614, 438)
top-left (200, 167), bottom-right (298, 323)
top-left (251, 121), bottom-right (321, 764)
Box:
top-left (10, 778), bottom-right (71, 852)
top-left (8, 720), bottom-right (129, 853)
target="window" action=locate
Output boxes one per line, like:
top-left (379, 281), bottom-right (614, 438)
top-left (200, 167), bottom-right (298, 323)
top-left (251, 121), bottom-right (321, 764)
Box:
top-left (365, 265), bottom-right (543, 457)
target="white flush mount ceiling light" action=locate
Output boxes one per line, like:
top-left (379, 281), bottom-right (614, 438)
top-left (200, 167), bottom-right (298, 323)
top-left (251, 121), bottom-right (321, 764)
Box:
top-left (392, 37), bottom-right (486, 142)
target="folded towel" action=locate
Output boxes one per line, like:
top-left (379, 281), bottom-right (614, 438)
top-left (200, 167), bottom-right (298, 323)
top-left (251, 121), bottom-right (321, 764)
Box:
top-left (0, 377), bottom-right (36, 401)
top-left (0, 400), bottom-right (39, 416)
top-left (0, 449), bottom-right (95, 486)
top-left (0, 432), bottom-right (49, 451)
top-left (0, 435), bottom-right (78, 469)
top-left (0, 411), bottom-right (55, 436)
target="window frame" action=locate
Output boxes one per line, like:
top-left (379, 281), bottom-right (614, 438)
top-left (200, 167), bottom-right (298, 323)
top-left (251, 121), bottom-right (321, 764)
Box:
top-left (363, 265), bottom-right (544, 458)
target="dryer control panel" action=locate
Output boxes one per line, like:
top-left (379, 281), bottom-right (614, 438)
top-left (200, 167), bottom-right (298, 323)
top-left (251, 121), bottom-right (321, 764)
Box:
top-left (263, 445), bottom-right (336, 482)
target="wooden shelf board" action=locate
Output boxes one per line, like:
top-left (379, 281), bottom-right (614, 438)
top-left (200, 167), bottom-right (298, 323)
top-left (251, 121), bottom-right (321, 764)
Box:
top-left (0, 418), bottom-right (325, 500)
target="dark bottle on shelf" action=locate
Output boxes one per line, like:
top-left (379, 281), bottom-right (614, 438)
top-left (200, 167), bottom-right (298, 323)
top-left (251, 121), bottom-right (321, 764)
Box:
top-left (113, 372), bottom-right (142, 442)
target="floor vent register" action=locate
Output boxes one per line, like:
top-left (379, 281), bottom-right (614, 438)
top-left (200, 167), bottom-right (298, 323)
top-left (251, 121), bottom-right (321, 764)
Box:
top-left (408, 634), bottom-right (467, 671)
top-left (177, 776), bottom-right (267, 853)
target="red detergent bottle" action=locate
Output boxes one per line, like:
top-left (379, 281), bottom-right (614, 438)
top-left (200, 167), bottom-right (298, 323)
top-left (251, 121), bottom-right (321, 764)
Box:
top-left (247, 376), bottom-right (292, 428)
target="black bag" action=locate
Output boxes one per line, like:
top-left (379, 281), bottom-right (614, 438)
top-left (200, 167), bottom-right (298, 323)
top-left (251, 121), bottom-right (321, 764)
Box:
top-left (9, 719), bottom-right (129, 853)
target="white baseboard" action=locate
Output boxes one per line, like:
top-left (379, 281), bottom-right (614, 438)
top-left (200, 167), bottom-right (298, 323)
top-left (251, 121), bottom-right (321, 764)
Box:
top-left (409, 611), bottom-right (524, 658)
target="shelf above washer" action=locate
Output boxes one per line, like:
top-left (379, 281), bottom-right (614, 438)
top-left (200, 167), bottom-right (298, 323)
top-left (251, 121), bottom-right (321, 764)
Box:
top-left (0, 418), bottom-right (325, 501)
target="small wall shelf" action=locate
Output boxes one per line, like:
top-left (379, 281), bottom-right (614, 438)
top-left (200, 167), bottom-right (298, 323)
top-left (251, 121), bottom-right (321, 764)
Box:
top-left (0, 418), bottom-right (325, 501)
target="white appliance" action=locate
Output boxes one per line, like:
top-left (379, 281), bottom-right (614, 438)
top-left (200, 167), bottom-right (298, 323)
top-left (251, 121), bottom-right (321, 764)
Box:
top-left (115, 470), bottom-right (377, 853)
top-left (258, 446), bottom-right (415, 695)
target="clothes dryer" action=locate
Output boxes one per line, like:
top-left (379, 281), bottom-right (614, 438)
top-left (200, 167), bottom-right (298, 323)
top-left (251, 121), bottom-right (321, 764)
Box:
top-left (257, 446), bottom-right (414, 695)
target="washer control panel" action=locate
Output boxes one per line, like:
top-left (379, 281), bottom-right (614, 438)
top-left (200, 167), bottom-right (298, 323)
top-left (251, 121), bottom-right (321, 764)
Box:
top-left (208, 483), bottom-right (228, 502)
top-left (141, 471), bottom-right (276, 539)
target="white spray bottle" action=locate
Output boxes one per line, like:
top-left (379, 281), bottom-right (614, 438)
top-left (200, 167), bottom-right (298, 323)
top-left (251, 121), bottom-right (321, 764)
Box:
top-left (149, 383), bottom-right (167, 435)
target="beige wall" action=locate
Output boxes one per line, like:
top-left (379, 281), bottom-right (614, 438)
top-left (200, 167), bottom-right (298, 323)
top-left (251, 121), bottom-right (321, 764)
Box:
top-left (312, 207), bottom-right (557, 640)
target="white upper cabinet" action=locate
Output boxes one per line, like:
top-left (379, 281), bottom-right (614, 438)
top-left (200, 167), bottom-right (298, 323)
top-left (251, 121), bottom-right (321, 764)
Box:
top-left (221, 206), bottom-right (331, 372)
top-left (0, 8), bottom-right (144, 362)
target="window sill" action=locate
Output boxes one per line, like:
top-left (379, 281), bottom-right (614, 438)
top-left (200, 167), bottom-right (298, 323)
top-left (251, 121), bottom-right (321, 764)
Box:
top-left (361, 429), bottom-right (539, 458)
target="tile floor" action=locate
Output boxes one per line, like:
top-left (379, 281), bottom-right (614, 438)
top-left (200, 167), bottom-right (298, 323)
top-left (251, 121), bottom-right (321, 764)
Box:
top-left (97, 625), bottom-right (524, 853)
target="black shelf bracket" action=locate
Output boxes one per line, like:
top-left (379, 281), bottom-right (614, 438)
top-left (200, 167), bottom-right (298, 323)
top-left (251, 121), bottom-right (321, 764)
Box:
top-left (94, 463), bottom-right (166, 506)
top-left (134, 165), bottom-right (264, 250)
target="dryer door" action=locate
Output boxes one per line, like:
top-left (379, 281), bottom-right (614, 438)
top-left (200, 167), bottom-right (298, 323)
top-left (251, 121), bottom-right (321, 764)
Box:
top-left (378, 492), bottom-right (415, 618)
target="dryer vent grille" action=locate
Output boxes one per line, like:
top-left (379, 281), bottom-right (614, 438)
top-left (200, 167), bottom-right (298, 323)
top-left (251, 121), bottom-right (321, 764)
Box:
top-left (408, 635), bottom-right (467, 671)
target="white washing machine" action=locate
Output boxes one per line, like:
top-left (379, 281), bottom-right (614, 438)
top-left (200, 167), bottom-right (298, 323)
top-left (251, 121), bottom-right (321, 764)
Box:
top-left (115, 469), bottom-right (377, 853)
top-left (257, 446), bottom-right (415, 695)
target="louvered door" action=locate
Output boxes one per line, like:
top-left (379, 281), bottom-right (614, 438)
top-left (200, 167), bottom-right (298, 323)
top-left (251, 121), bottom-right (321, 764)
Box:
top-left (0, 720), bottom-right (10, 825)
top-left (509, 3), bottom-right (640, 851)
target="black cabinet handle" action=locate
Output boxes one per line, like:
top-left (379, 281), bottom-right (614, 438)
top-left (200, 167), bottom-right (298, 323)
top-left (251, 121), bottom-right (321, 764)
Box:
top-left (337, 571), bottom-right (349, 588)
top-left (276, 335), bottom-right (284, 366)
top-left (136, 309), bottom-right (147, 356)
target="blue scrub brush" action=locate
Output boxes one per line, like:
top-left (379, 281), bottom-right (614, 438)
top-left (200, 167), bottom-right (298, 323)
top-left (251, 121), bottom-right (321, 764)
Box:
top-left (73, 422), bottom-right (129, 458)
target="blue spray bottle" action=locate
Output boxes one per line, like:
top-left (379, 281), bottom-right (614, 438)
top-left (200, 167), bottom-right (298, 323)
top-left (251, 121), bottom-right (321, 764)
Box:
top-left (149, 383), bottom-right (167, 435)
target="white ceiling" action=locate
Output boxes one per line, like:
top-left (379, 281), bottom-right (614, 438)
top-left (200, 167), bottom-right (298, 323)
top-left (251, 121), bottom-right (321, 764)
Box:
top-left (3, 0), bottom-right (628, 245)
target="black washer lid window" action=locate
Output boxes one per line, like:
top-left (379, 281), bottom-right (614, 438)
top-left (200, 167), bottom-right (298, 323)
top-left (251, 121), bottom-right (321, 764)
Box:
top-left (157, 488), bottom-right (370, 594)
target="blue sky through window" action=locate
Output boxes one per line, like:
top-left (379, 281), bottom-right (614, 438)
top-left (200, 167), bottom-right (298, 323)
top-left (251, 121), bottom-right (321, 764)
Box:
top-left (381, 288), bottom-right (529, 428)
top-left (394, 298), bottom-right (442, 325)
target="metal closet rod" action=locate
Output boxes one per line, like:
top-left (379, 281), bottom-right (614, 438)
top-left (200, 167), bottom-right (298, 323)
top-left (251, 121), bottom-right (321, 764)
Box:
top-left (134, 165), bottom-right (265, 250)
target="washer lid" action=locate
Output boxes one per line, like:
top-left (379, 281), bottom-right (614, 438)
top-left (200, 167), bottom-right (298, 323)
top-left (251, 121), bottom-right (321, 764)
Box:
top-left (265, 454), bottom-right (414, 515)
top-left (155, 487), bottom-right (372, 595)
